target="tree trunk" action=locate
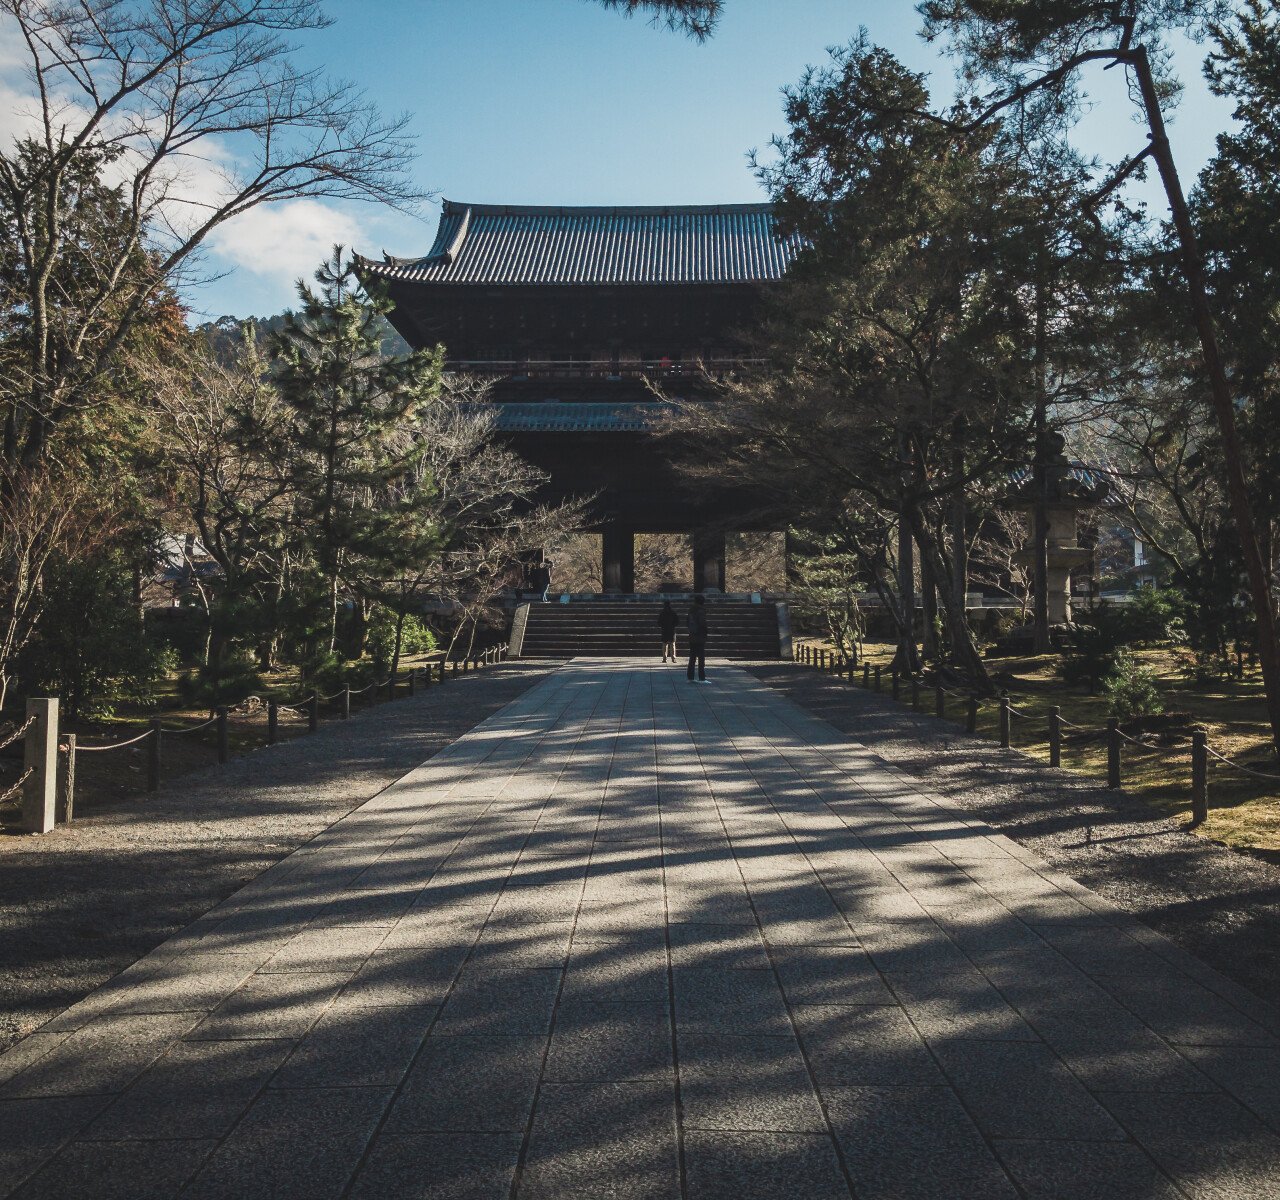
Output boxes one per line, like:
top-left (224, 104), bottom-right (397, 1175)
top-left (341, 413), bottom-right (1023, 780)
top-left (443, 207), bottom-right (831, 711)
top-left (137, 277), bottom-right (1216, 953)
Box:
top-left (1133, 46), bottom-right (1280, 756)
top-left (920, 545), bottom-right (939, 661)
top-left (951, 487), bottom-right (968, 604)
top-left (1032, 274), bottom-right (1051, 652)
top-left (390, 607), bottom-right (407, 683)
top-left (895, 502), bottom-right (918, 673)
top-left (907, 507), bottom-right (995, 693)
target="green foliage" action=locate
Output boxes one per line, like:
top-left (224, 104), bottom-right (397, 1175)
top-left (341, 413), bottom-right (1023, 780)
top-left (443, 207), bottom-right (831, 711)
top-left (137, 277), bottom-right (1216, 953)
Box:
top-left (303, 652), bottom-right (381, 700)
top-left (19, 554), bottom-right (172, 719)
top-left (1119, 586), bottom-right (1186, 646)
top-left (270, 247), bottom-right (444, 651)
top-left (1061, 591), bottom-right (1187, 692)
top-left (177, 656), bottom-right (263, 709)
top-left (1102, 651), bottom-right (1166, 720)
top-left (1176, 647), bottom-right (1231, 688)
top-left (789, 533), bottom-right (866, 660)
top-left (146, 605), bottom-right (210, 665)
top-left (367, 610), bottom-right (437, 667)
top-left (1060, 607), bottom-right (1129, 692)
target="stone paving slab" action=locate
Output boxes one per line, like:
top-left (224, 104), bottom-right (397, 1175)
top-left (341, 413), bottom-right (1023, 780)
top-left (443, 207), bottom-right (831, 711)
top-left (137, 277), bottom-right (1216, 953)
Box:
top-left (2, 660), bottom-right (1280, 1197)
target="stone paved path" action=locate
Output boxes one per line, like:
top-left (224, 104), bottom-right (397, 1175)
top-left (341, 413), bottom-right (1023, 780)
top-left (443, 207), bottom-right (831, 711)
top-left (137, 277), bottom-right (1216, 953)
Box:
top-left (3, 660), bottom-right (1280, 1199)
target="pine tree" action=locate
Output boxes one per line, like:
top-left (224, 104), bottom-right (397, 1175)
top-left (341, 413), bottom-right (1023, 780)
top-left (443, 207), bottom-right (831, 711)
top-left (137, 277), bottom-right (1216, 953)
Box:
top-left (271, 248), bottom-right (444, 653)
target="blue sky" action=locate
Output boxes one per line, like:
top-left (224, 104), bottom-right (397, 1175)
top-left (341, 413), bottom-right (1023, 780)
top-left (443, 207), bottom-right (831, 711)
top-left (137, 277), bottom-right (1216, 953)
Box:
top-left (178, 0), bottom-right (1235, 321)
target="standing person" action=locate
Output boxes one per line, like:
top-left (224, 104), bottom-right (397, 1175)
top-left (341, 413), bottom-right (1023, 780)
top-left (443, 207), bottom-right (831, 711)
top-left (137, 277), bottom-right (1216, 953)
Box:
top-left (530, 560), bottom-right (551, 603)
top-left (686, 594), bottom-right (708, 682)
top-left (658, 600), bottom-right (678, 663)
top-left (542, 558), bottom-right (554, 603)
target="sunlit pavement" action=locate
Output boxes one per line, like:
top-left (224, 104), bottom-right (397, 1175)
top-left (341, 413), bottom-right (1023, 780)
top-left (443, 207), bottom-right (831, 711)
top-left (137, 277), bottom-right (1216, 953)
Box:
top-left (2, 659), bottom-right (1279, 1198)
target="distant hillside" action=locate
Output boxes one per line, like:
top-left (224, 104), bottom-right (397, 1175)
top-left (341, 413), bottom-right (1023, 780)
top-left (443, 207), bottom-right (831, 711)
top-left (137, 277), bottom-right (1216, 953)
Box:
top-left (197, 312), bottom-right (414, 362)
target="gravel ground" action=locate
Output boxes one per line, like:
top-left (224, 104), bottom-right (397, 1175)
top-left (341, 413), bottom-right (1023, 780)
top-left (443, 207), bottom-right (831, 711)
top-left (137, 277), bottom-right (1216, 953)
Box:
top-left (0, 663), bottom-right (555, 1051)
top-left (749, 663), bottom-right (1280, 1006)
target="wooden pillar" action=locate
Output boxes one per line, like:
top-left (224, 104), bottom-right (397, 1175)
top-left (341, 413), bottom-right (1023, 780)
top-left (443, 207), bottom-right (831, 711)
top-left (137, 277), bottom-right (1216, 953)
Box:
top-left (602, 525), bottom-right (634, 594)
top-left (694, 531), bottom-right (726, 594)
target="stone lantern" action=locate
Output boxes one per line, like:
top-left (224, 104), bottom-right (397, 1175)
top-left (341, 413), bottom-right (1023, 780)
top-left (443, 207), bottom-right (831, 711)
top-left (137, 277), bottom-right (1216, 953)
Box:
top-left (1012, 433), bottom-right (1109, 625)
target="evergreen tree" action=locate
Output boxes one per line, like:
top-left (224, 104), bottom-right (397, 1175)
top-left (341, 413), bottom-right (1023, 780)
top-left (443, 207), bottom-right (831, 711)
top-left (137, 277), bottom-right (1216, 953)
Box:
top-left (271, 248), bottom-right (444, 653)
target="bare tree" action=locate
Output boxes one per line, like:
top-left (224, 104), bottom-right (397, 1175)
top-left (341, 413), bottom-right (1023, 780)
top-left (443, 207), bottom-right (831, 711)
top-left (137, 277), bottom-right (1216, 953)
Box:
top-left (145, 330), bottom-right (293, 674)
top-left (345, 391), bottom-right (588, 670)
top-left (0, 461), bottom-right (124, 707)
top-left (0, 0), bottom-right (419, 471)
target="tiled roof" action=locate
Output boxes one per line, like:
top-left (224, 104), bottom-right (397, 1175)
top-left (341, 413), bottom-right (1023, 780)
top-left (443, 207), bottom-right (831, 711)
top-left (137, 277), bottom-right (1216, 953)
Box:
top-left (358, 201), bottom-right (804, 286)
top-left (482, 401), bottom-right (672, 432)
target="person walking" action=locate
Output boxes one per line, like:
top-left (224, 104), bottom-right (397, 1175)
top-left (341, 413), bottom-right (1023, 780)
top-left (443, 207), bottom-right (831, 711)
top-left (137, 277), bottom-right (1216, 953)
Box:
top-left (658, 600), bottom-right (678, 663)
top-left (686, 594), bottom-right (708, 682)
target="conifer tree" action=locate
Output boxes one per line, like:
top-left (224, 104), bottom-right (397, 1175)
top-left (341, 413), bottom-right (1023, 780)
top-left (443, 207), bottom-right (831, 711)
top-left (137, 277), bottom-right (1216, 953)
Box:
top-left (271, 248), bottom-right (444, 653)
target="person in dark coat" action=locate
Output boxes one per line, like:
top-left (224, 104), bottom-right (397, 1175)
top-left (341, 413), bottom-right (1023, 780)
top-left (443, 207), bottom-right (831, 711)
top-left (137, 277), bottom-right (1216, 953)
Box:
top-left (658, 600), bottom-right (678, 662)
top-left (530, 560), bottom-right (551, 602)
top-left (687, 594), bottom-right (708, 682)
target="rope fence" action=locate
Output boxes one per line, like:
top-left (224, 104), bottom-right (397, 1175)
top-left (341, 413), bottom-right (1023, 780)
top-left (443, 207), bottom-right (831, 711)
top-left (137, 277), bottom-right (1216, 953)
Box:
top-left (792, 639), bottom-right (1277, 827)
top-left (10, 643), bottom-right (510, 834)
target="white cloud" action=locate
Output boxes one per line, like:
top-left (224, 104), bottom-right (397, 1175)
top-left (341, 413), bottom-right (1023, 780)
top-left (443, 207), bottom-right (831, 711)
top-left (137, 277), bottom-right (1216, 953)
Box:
top-left (206, 199), bottom-right (365, 288)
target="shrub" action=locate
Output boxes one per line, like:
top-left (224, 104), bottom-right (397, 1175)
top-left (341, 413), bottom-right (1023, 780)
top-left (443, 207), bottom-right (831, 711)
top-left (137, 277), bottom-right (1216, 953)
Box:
top-left (1059, 609), bottom-right (1127, 692)
top-left (304, 652), bottom-right (381, 699)
top-left (1118, 586), bottom-right (1186, 646)
top-left (18, 554), bottom-right (175, 719)
top-left (177, 655), bottom-right (264, 709)
top-left (367, 609), bottom-right (437, 666)
top-left (1101, 651), bottom-right (1165, 720)
top-left (145, 604), bottom-right (209, 664)
top-left (1176, 647), bottom-right (1229, 689)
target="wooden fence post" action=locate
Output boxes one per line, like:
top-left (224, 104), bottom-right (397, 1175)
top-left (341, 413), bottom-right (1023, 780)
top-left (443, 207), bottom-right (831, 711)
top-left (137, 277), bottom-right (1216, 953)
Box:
top-left (891, 667), bottom-right (900, 701)
top-left (999, 695), bottom-right (1011, 748)
top-left (148, 718), bottom-right (162, 792)
top-left (216, 706), bottom-right (229, 764)
top-left (58, 733), bottom-right (76, 825)
top-left (267, 700), bottom-right (278, 745)
top-left (342, 686), bottom-right (351, 720)
top-left (966, 695), bottom-right (978, 735)
top-left (1107, 718), bottom-right (1121, 789)
top-left (874, 665), bottom-right (882, 693)
top-left (308, 692), bottom-right (319, 733)
top-left (1049, 707), bottom-right (1062, 769)
top-left (935, 684), bottom-right (945, 719)
top-left (408, 669), bottom-right (416, 697)
top-left (1191, 730), bottom-right (1208, 824)
top-left (862, 663), bottom-right (870, 688)
top-left (21, 697), bottom-right (57, 833)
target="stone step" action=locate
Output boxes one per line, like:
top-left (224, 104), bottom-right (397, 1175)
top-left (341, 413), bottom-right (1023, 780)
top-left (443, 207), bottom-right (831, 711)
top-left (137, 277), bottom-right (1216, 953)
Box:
top-left (520, 599), bottom-right (781, 658)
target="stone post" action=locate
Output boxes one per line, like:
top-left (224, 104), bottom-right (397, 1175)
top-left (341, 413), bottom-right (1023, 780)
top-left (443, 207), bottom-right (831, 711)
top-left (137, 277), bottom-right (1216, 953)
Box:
top-left (21, 697), bottom-right (57, 833)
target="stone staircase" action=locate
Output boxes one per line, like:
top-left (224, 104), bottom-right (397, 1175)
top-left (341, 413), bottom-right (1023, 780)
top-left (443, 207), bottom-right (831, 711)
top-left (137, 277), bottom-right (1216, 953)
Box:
top-left (514, 598), bottom-right (784, 659)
